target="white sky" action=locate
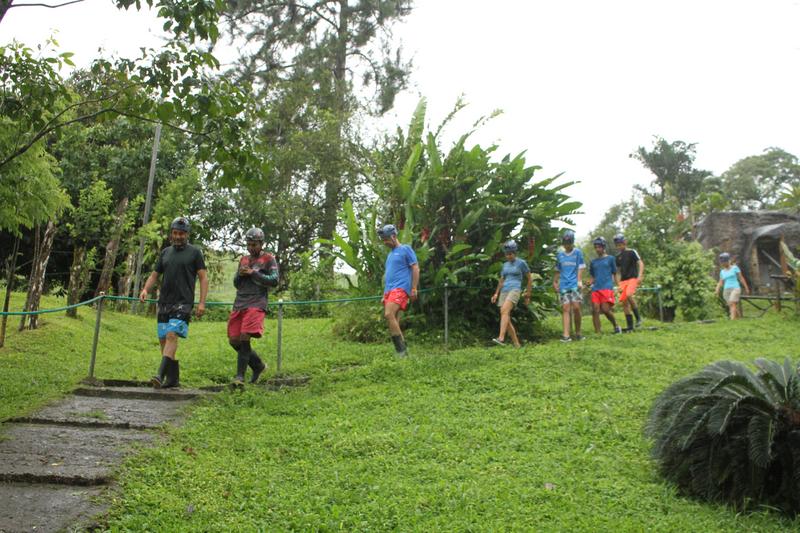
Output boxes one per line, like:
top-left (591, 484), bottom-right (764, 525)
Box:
top-left (3, 0), bottom-right (800, 236)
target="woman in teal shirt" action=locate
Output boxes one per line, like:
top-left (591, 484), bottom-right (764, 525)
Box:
top-left (715, 253), bottom-right (750, 320)
top-left (491, 240), bottom-right (532, 347)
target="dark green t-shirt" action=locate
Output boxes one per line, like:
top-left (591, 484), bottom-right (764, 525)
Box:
top-left (154, 244), bottom-right (206, 306)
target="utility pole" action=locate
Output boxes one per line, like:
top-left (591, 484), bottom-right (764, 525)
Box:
top-left (131, 122), bottom-right (162, 312)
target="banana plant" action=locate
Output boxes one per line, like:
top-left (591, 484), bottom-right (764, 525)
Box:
top-left (322, 98), bottom-right (581, 338)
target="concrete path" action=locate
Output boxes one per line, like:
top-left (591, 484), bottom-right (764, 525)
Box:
top-left (0, 381), bottom-right (212, 533)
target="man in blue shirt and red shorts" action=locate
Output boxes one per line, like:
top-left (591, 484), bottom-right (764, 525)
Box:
top-left (378, 224), bottom-right (419, 357)
top-left (589, 237), bottom-right (621, 334)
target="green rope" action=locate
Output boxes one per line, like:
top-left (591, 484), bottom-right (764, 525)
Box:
top-left (0, 285), bottom-right (663, 316)
top-left (0, 295), bottom-right (104, 316)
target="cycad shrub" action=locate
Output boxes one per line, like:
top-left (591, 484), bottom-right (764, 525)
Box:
top-left (646, 358), bottom-right (800, 514)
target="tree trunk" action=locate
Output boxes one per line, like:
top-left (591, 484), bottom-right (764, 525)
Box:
top-left (19, 224), bottom-right (40, 331)
top-left (115, 250), bottom-right (136, 311)
top-left (66, 245), bottom-right (87, 318)
top-left (319, 0), bottom-right (349, 247)
top-left (19, 221), bottom-right (56, 330)
top-left (0, 236), bottom-right (20, 348)
top-left (95, 196), bottom-right (129, 296)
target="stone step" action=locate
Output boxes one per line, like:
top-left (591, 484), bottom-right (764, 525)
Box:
top-left (0, 423), bottom-right (154, 486)
top-left (73, 385), bottom-right (209, 401)
top-left (10, 394), bottom-right (189, 430)
top-left (0, 482), bottom-right (107, 533)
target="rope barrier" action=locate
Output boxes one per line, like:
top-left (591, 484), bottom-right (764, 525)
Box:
top-left (0, 285), bottom-right (664, 316)
top-left (0, 295), bottom-right (104, 316)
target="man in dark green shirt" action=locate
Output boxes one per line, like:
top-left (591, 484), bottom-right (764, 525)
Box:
top-left (140, 217), bottom-right (208, 388)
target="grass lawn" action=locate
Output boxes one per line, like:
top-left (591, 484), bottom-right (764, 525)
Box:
top-left (1, 291), bottom-right (799, 531)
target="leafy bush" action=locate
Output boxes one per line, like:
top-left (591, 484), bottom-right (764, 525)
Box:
top-left (646, 358), bottom-right (800, 514)
top-left (331, 301), bottom-right (387, 343)
top-left (639, 241), bottom-right (716, 321)
top-left (282, 253), bottom-right (336, 318)
top-left (321, 99), bottom-right (580, 341)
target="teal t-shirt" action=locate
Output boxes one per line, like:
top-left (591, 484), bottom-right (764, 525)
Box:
top-left (500, 258), bottom-right (530, 292)
top-left (720, 265), bottom-right (741, 290)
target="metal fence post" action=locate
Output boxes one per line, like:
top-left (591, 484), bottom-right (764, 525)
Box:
top-left (657, 286), bottom-right (664, 323)
top-left (88, 294), bottom-right (105, 379)
top-left (276, 299), bottom-right (283, 374)
top-left (444, 282), bottom-right (449, 352)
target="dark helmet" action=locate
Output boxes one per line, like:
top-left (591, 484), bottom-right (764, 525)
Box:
top-left (502, 240), bottom-right (518, 253)
top-left (245, 227), bottom-right (265, 242)
top-left (613, 233), bottom-right (626, 244)
top-left (592, 236), bottom-right (607, 248)
top-left (377, 224), bottom-right (398, 239)
top-left (561, 230), bottom-right (576, 244)
top-left (719, 252), bottom-right (731, 263)
top-left (170, 216), bottom-right (191, 233)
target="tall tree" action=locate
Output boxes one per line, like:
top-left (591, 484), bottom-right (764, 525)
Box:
top-left (223, 0), bottom-right (412, 255)
top-left (0, 118), bottom-right (67, 345)
top-left (631, 136), bottom-right (711, 227)
top-left (720, 147), bottom-right (800, 210)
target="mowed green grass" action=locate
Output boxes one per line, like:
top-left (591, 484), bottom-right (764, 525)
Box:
top-left (1, 291), bottom-right (799, 531)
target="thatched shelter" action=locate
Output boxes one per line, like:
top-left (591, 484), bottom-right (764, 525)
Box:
top-left (696, 211), bottom-right (800, 294)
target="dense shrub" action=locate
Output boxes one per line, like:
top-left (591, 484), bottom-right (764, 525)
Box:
top-left (639, 241), bottom-right (716, 321)
top-left (321, 99), bottom-right (579, 342)
top-left (646, 358), bottom-right (800, 514)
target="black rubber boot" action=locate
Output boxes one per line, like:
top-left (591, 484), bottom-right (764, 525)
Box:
top-left (391, 335), bottom-right (407, 357)
top-left (162, 359), bottom-right (180, 388)
top-left (234, 351), bottom-right (250, 384)
top-left (150, 356), bottom-right (169, 388)
top-left (248, 353), bottom-right (266, 384)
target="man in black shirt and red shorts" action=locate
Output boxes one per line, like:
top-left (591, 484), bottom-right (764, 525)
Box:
top-left (228, 227), bottom-right (279, 385)
top-left (614, 233), bottom-right (645, 331)
top-left (140, 216), bottom-right (208, 388)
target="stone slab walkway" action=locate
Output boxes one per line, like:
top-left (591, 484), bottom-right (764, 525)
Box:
top-left (0, 382), bottom-right (212, 533)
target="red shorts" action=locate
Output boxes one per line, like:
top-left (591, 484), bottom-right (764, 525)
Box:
top-left (618, 278), bottom-right (639, 302)
top-left (227, 308), bottom-right (266, 338)
top-left (382, 288), bottom-right (409, 311)
top-left (591, 289), bottom-right (615, 305)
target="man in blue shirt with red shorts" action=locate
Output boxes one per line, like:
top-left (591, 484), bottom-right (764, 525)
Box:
top-left (589, 237), bottom-right (621, 334)
top-left (378, 224), bottom-right (419, 357)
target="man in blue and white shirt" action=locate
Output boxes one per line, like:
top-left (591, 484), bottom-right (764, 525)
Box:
top-left (553, 230), bottom-right (585, 342)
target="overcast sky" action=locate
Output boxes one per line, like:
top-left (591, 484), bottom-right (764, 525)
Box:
top-left (3, 0), bottom-right (799, 235)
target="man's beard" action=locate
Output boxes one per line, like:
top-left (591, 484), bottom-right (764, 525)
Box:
top-left (172, 238), bottom-right (188, 249)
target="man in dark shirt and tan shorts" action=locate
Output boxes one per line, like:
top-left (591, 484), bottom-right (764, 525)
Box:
top-left (228, 227), bottom-right (279, 385)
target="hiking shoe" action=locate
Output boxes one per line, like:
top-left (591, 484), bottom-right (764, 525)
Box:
top-left (492, 338), bottom-right (506, 346)
top-left (621, 327), bottom-right (633, 333)
top-left (635, 320), bottom-right (642, 328)
top-left (613, 327), bottom-right (622, 334)
top-left (560, 336), bottom-right (572, 343)
top-left (575, 335), bottom-right (587, 341)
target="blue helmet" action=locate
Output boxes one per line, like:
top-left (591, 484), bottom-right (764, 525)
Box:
top-left (170, 216), bottom-right (191, 233)
top-left (377, 224), bottom-right (398, 239)
top-left (613, 233), bottom-right (626, 244)
top-left (592, 236), bottom-right (607, 248)
top-left (502, 240), bottom-right (518, 253)
top-left (561, 230), bottom-right (576, 244)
